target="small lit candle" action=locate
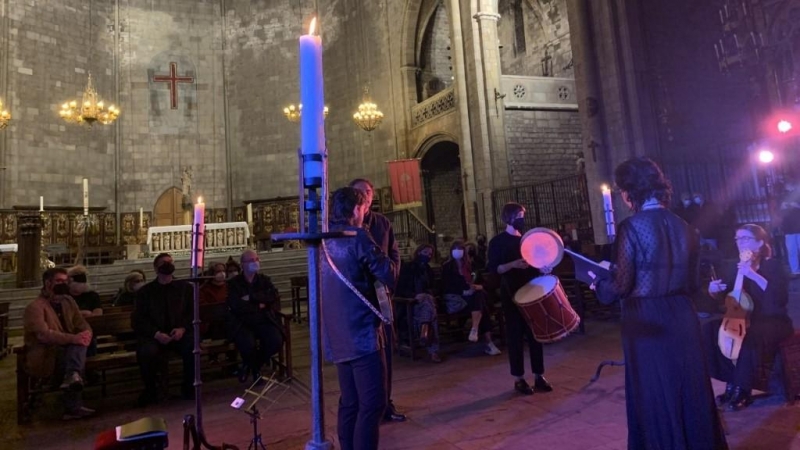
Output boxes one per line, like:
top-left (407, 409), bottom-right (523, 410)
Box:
top-left (139, 207), bottom-right (143, 228)
top-left (82, 178), bottom-right (89, 216)
top-left (601, 184), bottom-right (616, 242)
top-left (247, 203), bottom-right (253, 224)
top-left (191, 197), bottom-right (205, 270)
top-left (39, 196), bottom-right (44, 212)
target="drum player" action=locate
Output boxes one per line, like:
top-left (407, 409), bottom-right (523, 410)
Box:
top-left (487, 202), bottom-right (553, 396)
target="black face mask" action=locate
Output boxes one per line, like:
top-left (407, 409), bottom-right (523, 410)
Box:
top-left (157, 262), bottom-right (176, 275)
top-left (512, 217), bottom-right (526, 232)
top-left (52, 284), bottom-right (70, 296)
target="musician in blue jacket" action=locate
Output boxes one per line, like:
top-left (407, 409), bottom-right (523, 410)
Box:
top-left (706, 224), bottom-right (794, 411)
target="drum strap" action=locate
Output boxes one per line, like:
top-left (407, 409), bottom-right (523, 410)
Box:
top-left (321, 240), bottom-right (393, 325)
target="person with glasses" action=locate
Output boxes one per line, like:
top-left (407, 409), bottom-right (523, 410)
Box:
top-left (704, 224), bottom-right (794, 411)
top-left (226, 249), bottom-right (284, 383)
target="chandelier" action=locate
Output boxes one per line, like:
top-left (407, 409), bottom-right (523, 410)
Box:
top-left (353, 86), bottom-right (383, 132)
top-left (59, 73), bottom-right (120, 126)
top-left (0, 99), bottom-right (10, 130)
top-left (283, 103), bottom-right (329, 123)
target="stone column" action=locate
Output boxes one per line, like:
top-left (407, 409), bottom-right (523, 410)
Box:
top-left (16, 213), bottom-right (42, 288)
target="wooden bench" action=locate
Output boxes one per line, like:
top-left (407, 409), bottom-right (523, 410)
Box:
top-left (0, 302), bottom-right (9, 359)
top-left (15, 306), bottom-right (294, 424)
top-left (753, 330), bottom-right (800, 404)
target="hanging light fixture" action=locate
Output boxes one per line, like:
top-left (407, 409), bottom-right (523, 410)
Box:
top-left (353, 86), bottom-right (383, 132)
top-left (0, 98), bottom-right (11, 130)
top-left (283, 103), bottom-right (329, 122)
top-left (59, 73), bottom-right (120, 126)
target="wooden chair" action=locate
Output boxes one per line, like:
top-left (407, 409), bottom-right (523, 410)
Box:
top-left (290, 276), bottom-right (309, 324)
top-left (0, 302), bottom-right (9, 359)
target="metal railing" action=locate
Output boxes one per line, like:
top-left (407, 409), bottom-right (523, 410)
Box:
top-left (386, 209), bottom-right (437, 254)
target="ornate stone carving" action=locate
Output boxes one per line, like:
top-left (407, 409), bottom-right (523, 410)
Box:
top-left (411, 87), bottom-right (456, 128)
top-left (501, 76), bottom-right (578, 110)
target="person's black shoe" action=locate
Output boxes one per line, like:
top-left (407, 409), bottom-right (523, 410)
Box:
top-left (383, 401), bottom-right (407, 422)
top-left (727, 386), bottom-right (753, 412)
top-left (716, 383), bottom-right (735, 406)
top-left (236, 363), bottom-right (250, 383)
top-left (533, 375), bottom-right (553, 393)
top-left (514, 379), bottom-right (534, 396)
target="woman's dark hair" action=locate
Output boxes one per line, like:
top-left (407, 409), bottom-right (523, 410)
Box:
top-left (412, 244), bottom-right (434, 261)
top-left (614, 157), bottom-right (673, 210)
top-left (737, 223), bottom-right (772, 260)
top-left (501, 202), bottom-right (525, 225)
top-left (331, 187), bottom-right (366, 225)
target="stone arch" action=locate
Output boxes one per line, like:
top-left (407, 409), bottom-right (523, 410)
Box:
top-left (416, 136), bottom-right (466, 246)
top-left (414, 132), bottom-right (461, 159)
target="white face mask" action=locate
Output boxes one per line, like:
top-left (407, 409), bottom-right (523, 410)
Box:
top-left (694, 196), bottom-right (703, 205)
top-left (214, 272), bottom-right (226, 282)
top-left (132, 281), bottom-right (145, 292)
top-left (228, 271), bottom-right (239, 279)
top-left (245, 262), bottom-right (260, 274)
top-left (451, 249), bottom-right (464, 259)
top-left (682, 200), bottom-right (691, 207)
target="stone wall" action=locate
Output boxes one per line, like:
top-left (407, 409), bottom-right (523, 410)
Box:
top-left (418, 4), bottom-right (453, 100)
top-left (504, 108), bottom-right (582, 185)
top-left (422, 143), bottom-right (465, 245)
top-left (497, 0), bottom-right (573, 78)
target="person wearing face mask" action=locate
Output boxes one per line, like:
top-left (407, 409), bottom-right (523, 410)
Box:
top-left (704, 224), bottom-right (794, 411)
top-left (488, 202), bottom-right (552, 396)
top-left (472, 236), bottom-right (488, 271)
top-left (200, 262), bottom-right (229, 305)
top-left (226, 249), bottom-right (284, 383)
top-left (112, 270), bottom-right (147, 307)
top-left (23, 268), bottom-right (95, 420)
top-left (674, 192), bottom-right (699, 226)
top-left (396, 244), bottom-right (441, 362)
top-left (226, 258), bottom-right (241, 280)
top-left (67, 266), bottom-right (102, 318)
top-left (442, 240), bottom-right (501, 356)
top-left (691, 192), bottom-right (723, 251)
top-left (132, 253), bottom-right (194, 406)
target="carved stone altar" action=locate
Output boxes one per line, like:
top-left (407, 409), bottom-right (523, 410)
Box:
top-left (147, 221), bottom-right (250, 257)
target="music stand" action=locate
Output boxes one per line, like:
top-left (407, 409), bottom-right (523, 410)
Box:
top-left (230, 371), bottom-right (292, 450)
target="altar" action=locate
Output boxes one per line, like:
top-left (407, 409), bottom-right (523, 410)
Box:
top-left (147, 222), bottom-right (250, 256)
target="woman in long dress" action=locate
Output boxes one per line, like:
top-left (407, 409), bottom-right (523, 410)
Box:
top-left (591, 157), bottom-right (727, 449)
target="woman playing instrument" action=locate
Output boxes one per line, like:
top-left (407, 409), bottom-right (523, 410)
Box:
top-left (441, 240), bottom-right (502, 356)
top-left (395, 244), bottom-right (442, 363)
top-left (590, 157), bottom-right (727, 449)
top-left (705, 224), bottom-right (794, 411)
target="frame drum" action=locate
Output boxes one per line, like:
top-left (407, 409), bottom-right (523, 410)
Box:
top-left (514, 275), bottom-right (580, 343)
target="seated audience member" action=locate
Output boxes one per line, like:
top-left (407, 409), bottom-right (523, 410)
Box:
top-left (704, 224), bottom-right (794, 411)
top-left (132, 253), bottom-right (194, 406)
top-left (200, 262), bottom-right (228, 305)
top-left (227, 250), bottom-right (284, 382)
top-left (112, 270), bottom-right (146, 307)
top-left (23, 268), bottom-right (95, 420)
top-left (442, 240), bottom-right (501, 356)
top-left (226, 259), bottom-right (242, 280)
top-left (396, 244), bottom-right (441, 363)
top-left (472, 235), bottom-right (488, 271)
top-left (68, 265), bottom-right (102, 317)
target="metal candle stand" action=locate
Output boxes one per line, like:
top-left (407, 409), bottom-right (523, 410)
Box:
top-left (183, 221), bottom-right (238, 450)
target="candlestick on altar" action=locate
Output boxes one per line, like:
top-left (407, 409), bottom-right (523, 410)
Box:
top-left (39, 196), bottom-right (44, 212)
top-left (82, 178), bottom-right (89, 216)
top-left (139, 207), bottom-right (144, 229)
top-left (602, 184), bottom-right (616, 243)
top-left (246, 203), bottom-right (253, 225)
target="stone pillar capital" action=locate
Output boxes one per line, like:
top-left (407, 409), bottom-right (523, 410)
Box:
top-left (473, 12), bottom-right (501, 22)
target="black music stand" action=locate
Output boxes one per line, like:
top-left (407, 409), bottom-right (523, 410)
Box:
top-left (230, 371), bottom-right (292, 450)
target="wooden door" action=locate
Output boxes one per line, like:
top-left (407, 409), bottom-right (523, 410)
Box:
top-left (153, 187), bottom-right (185, 226)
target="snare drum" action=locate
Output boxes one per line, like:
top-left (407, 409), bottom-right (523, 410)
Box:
top-left (514, 275), bottom-right (580, 343)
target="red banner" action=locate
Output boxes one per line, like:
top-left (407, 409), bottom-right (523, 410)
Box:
top-left (386, 159), bottom-right (423, 210)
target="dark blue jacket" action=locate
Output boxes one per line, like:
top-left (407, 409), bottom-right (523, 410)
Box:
top-left (321, 223), bottom-right (397, 363)
top-left (363, 211), bottom-right (400, 281)
top-left (441, 259), bottom-right (471, 296)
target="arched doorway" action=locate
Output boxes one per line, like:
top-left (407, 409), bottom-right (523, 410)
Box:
top-left (153, 187), bottom-right (185, 226)
top-left (420, 141), bottom-right (465, 248)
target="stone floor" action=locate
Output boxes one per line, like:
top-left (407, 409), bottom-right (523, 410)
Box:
top-left (1, 293), bottom-right (799, 449)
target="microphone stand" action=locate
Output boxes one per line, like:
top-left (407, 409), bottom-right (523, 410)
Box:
top-left (183, 221), bottom-right (239, 450)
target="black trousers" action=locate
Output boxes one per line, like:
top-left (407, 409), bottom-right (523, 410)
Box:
top-left (336, 350), bottom-right (387, 450)
top-left (137, 336), bottom-right (194, 394)
top-left (382, 322), bottom-right (394, 401)
top-left (230, 322), bottom-right (283, 373)
top-left (502, 298), bottom-right (544, 377)
top-left (702, 316), bottom-right (794, 391)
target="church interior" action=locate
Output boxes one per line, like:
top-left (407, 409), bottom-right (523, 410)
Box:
top-left (0, 0), bottom-right (799, 448)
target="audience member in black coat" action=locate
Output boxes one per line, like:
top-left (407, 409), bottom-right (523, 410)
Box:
top-left (396, 244), bottom-right (441, 362)
top-left (131, 253), bottom-right (194, 406)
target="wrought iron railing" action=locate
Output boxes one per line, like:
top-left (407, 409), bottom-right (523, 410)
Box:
top-left (491, 173), bottom-right (593, 242)
top-left (386, 209), bottom-right (437, 255)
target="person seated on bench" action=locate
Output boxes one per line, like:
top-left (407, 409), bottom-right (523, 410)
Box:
top-left (23, 267), bottom-right (95, 420)
top-left (227, 250), bottom-right (284, 383)
top-left (200, 262), bottom-right (228, 340)
top-left (132, 253), bottom-right (194, 406)
top-left (396, 244), bottom-right (441, 363)
top-left (704, 224), bottom-right (794, 411)
top-left (68, 265), bottom-right (102, 318)
top-left (112, 270), bottom-right (146, 307)
top-left (225, 258), bottom-right (241, 280)
top-left (441, 240), bottom-right (501, 356)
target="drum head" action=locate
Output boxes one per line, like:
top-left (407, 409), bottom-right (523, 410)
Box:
top-left (520, 228), bottom-right (564, 269)
top-left (513, 275), bottom-right (558, 305)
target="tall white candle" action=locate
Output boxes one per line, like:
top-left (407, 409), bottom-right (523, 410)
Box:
top-left (191, 197), bottom-right (205, 270)
top-left (300, 17), bottom-right (325, 186)
top-left (247, 203), bottom-right (253, 224)
top-left (601, 184), bottom-right (616, 241)
top-left (83, 178), bottom-right (89, 216)
top-left (39, 196), bottom-right (43, 212)
top-left (139, 207), bottom-right (143, 228)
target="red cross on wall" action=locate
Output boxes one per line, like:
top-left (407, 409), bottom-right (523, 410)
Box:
top-left (152, 62), bottom-right (195, 109)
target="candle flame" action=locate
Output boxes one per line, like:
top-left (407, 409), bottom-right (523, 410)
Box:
top-left (197, 196), bottom-right (203, 204)
top-left (601, 184), bottom-right (610, 192)
top-left (309, 17), bottom-right (317, 35)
